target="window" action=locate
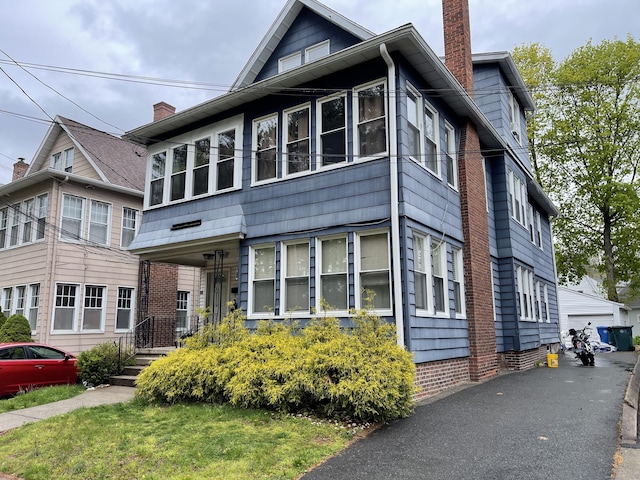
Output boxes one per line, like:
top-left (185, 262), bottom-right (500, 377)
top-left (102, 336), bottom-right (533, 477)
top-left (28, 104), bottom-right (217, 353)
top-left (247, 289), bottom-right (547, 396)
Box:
top-left (170, 144), bottom-right (187, 201)
top-left (528, 205), bottom-right (535, 243)
top-left (51, 152), bottom-right (61, 170)
top-left (254, 115), bottom-right (278, 182)
top-left (543, 284), bottom-right (551, 323)
top-left (536, 211), bottom-right (543, 249)
top-left (318, 94), bottom-right (346, 167)
top-left (193, 137), bottom-right (210, 196)
top-left (305, 40), bottom-right (330, 63)
top-left (2, 287), bottom-right (11, 312)
top-left (452, 247), bottom-right (465, 316)
top-left (508, 90), bottom-right (521, 143)
top-left (89, 200), bottom-right (110, 245)
top-left (355, 81), bottom-right (387, 158)
top-left (150, 151), bottom-right (166, 206)
top-left (36, 194), bottom-right (48, 240)
top-left (432, 240), bottom-right (448, 315)
top-left (278, 52), bottom-right (301, 73)
top-left (357, 232), bottom-right (391, 310)
top-left (535, 280), bottom-right (542, 322)
top-left (116, 287), bottom-right (134, 331)
top-left (53, 284), bottom-right (77, 331)
top-left (14, 285), bottom-right (25, 316)
top-left (28, 284), bottom-right (39, 332)
top-left (445, 122), bottom-right (458, 189)
top-left (508, 170), bottom-right (527, 226)
top-left (64, 148), bottom-right (74, 172)
top-left (61, 195), bottom-right (84, 241)
top-left (22, 198), bottom-right (34, 243)
top-left (284, 241), bottom-right (309, 312)
top-left (9, 203), bottom-right (20, 247)
top-left (318, 236), bottom-right (348, 311)
top-left (413, 234), bottom-right (432, 312)
top-left (516, 266), bottom-right (535, 321)
top-left (121, 207), bottom-right (138, 248)
top-left (490, 263), bottom-right (497, 321)
top-left (424, 103), bottom-right (440, 175)
top-left (251, 245), bottom-right (275, 314)
top-left (284, 105), bottom-right (311, 175)
top-left (51, 148), bottom-right (74, 173)
top-left (83, 285), bottom-right (105, 331)
top-left (406, 85), bottom-right (422, 163)
top-left (176, 291), bottom-right (190, 332)
top-left (0, 207), bottom-right (7, 248)
top-left (217, 129), bottom-right (236, 190)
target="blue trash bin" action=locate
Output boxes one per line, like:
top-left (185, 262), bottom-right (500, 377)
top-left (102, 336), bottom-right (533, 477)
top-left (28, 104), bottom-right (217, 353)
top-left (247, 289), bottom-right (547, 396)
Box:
top-left (597, 326), bottom-right (610, 344)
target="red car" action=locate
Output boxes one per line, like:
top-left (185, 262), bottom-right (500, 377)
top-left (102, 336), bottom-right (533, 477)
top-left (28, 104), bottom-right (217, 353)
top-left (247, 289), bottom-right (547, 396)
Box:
top-left (0, 343), bottom-right (79, 397)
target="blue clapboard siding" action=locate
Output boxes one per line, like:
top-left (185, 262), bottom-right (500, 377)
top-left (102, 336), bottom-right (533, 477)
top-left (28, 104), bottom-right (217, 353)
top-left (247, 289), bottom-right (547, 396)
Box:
top-left (255, 7), bottom-right (363, 83)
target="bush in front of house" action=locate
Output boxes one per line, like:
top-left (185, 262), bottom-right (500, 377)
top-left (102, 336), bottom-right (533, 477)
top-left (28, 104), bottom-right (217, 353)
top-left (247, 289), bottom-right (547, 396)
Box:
top-left (136, 302), bottom-right (417, 422)
top-left (0, 307), bottom-right (7, 332)
top-left (0, 314), bottom-right (33, 343)
top-left (77, 342), bottom-right (132, 386)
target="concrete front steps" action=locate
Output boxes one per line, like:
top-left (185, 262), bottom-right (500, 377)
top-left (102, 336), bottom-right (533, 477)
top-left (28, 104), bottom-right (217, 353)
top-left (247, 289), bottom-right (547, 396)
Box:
top-left (110, 347), bottom-right (176, 388)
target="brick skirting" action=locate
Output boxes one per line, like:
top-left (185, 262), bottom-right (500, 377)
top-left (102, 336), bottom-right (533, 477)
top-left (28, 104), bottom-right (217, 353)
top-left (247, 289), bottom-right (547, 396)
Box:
top-left (414, 357), bottom-right (471, 401)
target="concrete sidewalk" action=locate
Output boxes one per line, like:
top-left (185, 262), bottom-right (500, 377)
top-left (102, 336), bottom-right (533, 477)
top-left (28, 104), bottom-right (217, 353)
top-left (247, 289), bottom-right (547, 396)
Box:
top-left (0, 385), bottom-right (135, 433)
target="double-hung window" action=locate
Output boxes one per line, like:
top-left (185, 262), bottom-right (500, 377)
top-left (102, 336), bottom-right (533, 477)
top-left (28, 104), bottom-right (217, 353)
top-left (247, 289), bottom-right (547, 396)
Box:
top-left (251, 245), bottom-right (276, 314)
top-left (543, 284), bottom-right (551, 323)
top-left (116, 287), bottom-right (134, 331)
top-left (22, 199), bottom-right (34, 243)
top-left (176, 291), bottom-right (190, 332)
top-left (193, 138), bottom-right (210, 196)
top-left (61, 194), bottom-right (84, 241)
top-left (444, 122), bottom-right (458, 189)
top-left (121, 207), bottom-right (138, 248)
top-left (432, 239), bottom-right (448, 315)
top-left (413, 233), bottom-right (432, 312)
top-left (36, 194), bottom-right (48, 240)
top-left (516, 266), bottom-right (535, 321)
top-left (28, 284), bottom-right (40, 332)
top-left (406, 85), bottom-right (422, 163)
top-left (284, 104), bottom-right (311, 176)
top-left (424, 103), bottom-right (440, 175)
top-left (452, 247), bottom-right (465, 316)
top-left (54, 283), bottom-right (78, 331)
top-left (0, 207), bottom-right (7, 248)
top-left (508, 90), bottom-right (522, 144)
top-left (357, 232), bottom-right (391, 310)
top-left (254, 115), bottom-right (278, 183)
top-left (508, 170), bottom-right (527, 226)
top-left (283, 241), bottom-right (309, 312)
top-left (2, 287), bottom-right (12, 312)
top-left (355, 80), bottom-right (387, 158)
top-left (89, 200), bottom-right (110, 245)
top-left (535, 280), bottom-right (542, 322)
top-left (150, 152), bottom-right (166, 206)
top-left (318, 93), bottom-right (346, 167)
top-left (528, 205), bottom-right (535, 243)
top-left (82, 285), bottom-right (105, 331)
top-left (170, 144), bottom-right (187, 201)
top-left (217, 129), bottom-right (236, 190)
top-left (536, 212), bottom-right (543, 248)
top-left (318, 236), bottom-right (348, 311)
top-left (14, 285), bottom-right (25, 316)
top-left (8, 204), bottom-right (20, 247)
top-left (51, 148), bottom-right (74, 172)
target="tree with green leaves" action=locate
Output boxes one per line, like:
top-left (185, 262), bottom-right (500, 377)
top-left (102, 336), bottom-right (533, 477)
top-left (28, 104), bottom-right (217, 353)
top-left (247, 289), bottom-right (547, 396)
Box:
top-left (513, 37), bottom-right (640, 302)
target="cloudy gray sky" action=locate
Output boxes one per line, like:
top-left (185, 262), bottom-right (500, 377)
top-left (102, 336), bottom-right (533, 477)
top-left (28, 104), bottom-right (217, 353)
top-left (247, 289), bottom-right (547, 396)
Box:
top-left (1, 0), bottom-right (638, 184)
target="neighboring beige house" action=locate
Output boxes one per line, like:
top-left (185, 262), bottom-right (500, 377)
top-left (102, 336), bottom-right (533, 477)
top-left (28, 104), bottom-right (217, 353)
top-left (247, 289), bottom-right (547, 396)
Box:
top-left (0, 116), bottom-right (200, 354)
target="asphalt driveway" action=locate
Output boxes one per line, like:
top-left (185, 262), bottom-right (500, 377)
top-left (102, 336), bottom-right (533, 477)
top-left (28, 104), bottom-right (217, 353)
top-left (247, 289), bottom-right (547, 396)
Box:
top-left (302, 351), bottom-right (637, 480)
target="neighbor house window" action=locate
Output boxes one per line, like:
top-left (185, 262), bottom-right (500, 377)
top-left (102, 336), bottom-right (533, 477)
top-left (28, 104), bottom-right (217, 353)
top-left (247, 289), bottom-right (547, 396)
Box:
top-left (89, 200), bottom-right (110, 245)
top-left (413, 233), bottom-right (432, 312)
top-left (424, 103), bottom-right (440, 175)
top-left (283, 241), bottom-right (309, 312)
top-left (516, 266), bottom-right (535, 321)
top-left (432, 240), bottom-right (448, 315)
top-left (0, 207), bottom-right (7, 248)
top-left (14, 285), bottom-right (25, 316)
top-left (150, 151), bottom-right (166, 206)
top-left (357, 232), bottom-right (391, 310)
top-left (170, 144), bottom-right (187, 201)
top-left (121, 207), bottom-right (138, 248)
top-left (53, 283), bottom-right (78, 331)
top-left (305, 40), bottom-right (330, 63)
top-left (28, 283), bottom-right (40, 332)
top-left (217, 129), bottom-right (236, 190)
top-left (193, 137), bottom-right (210, 196)
top-left (508, 170), bottom-right (527, 226)
top-left (355, 80), bottom-right (387, 158)
top-left (176, 291), bottom-right (189, 332)
top-left (284, 104), bottom-right (311, 176)
top-left (318, 93), bottom-right (346, 166)
top-left (22, 198), bottom-right (34, 244)
top-left (9, 204), bottom-right (20, 247)
top-left (508, 90), bottom-right (521, 143)
top-left (452, 247), bottom-right (465, 316)
top-left (61, 195), bottom-right (84, 241)
top-left (254, 115), bottom-right (278, 182)
top-left (82, 285), bottom-right (105, 331)
top-left (278, 52), bottom-right (302, 73)
top-left (36, 194), bottom-right (48, 240)
top-left (251, 245), bottom-right (276, 314)
top-left (445, 122), bottom-right (458, 189)
top-left (318, 236), bottom-right (348, 311)
top-left (116, 287), bottom-right (134, 331)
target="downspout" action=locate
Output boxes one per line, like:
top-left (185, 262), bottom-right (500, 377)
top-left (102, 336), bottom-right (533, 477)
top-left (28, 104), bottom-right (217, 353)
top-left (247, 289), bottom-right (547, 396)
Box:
top-left (380, 43), bottom-right (405, 347)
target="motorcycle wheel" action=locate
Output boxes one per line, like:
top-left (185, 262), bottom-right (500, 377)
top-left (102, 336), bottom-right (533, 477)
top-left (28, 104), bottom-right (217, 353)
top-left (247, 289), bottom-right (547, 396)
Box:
top-left (580, 353), bottom-right (590, 366)
top-left (588, 354), bottom-right (595, 366)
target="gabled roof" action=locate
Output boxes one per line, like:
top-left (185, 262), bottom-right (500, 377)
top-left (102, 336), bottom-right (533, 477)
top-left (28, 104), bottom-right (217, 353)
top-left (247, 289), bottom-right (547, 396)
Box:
top-left (472, 52), bottom-right (535, 111)
top-left (231, 0), bottom-right (374, 90)
top-left (27, 116), bottom-right (147, 192)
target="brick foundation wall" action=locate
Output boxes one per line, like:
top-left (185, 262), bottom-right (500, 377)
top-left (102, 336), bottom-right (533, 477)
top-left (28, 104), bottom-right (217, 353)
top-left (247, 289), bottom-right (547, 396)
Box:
top-left (414, 357), bottom-right (471, 401)
top-left (498, 345), bottom-right (558, 371)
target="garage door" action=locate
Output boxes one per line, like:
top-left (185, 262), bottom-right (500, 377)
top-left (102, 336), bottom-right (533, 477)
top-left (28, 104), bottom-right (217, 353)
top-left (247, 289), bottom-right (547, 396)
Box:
top-left (567, 314), bottom-right (613, 341)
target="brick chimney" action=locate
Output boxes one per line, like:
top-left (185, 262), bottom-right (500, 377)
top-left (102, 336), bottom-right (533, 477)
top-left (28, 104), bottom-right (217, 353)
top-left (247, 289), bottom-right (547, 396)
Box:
top-left (153, 102), bottom-right (176, 122)
top-left (12, 157), bottom-right (28, 181)
top-left (442, 0), bottom-right (497, 381)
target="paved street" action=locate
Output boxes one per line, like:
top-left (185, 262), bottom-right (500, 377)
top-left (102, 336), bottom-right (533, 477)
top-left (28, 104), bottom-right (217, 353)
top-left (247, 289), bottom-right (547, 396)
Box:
top-left (303, 352), bottom-right (637, 480)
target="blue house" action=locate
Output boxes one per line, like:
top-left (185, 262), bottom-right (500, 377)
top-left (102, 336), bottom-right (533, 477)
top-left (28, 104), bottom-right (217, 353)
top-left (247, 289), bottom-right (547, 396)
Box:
top-left (125, 0), bottom-right (560, 398)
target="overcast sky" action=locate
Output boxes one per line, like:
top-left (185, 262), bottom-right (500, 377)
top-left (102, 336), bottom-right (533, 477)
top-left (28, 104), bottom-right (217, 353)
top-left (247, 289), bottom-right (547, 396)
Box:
top-left (1, 0), bottom-right (638, 185)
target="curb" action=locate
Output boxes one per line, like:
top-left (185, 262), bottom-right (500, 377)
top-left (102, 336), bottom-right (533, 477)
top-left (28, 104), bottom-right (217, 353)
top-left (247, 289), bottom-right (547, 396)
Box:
top-left (621, 353), bottom-right (640, 446)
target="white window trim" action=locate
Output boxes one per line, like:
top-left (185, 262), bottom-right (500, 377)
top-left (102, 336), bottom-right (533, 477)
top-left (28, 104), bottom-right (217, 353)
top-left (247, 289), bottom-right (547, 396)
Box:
top-left (2, 287), bottom-right (12, 312)
top-left (316, 91), bottom-right (348, 171)
top-left (316, 234), bottom-right (350, 316)
top-left (414, 232), bottom-right (434, 316)
top-left (444, 121), bottom-right (458, 190)
top-left (52, 283), bottom-right (79, 334)
top-left (89, 199), bottom-right (112, 246)
top-left (516, 266), bottom-right (535, 322)
top-left (508, 169), bottom-right (528, 227)
top-left (13, 285), bottom-right (26, 317)
top-left (176, 290), bottom-right (191, 333)
top-left (251, 113), bottom-right (279, 186)
top-left (120, 207), bottom-right (139, 249)
top-left (536, 211), bottom-right (543, 249)
top-left (82, 285), bottom-right (106, 333)
top-left (305, 40), bottom-right (330, 63)
top-left (353, 78), bottom-right (388, 162)
top-left (508, 90), bottom-right (522, 144)
top-left (248, 243), bottom-right (276, 318)
top-left (543, 284), bottom-right (551, 323)
top-left (355, 230), bottom-right (392, 315)
top-left (432, 238), bottom-right (450, 318)
top-left (27, 283), bottom-right (40, 333)
top-left (281, 239), bottom-right (310, 316)
top-left (424, 101), bottom-right (441, 177)
top-left (278, 51), bottom-right (302, 73)
top-left (115, 286), bottom-right (136, 333)
top-left (283, 103), bottom-right (311, 178)
top-left (452, 246), bottom-right (466, 318)
top-left (60, 194), bottom-right (85, 243)
top-left (406, 83), bottom-right (423, 164)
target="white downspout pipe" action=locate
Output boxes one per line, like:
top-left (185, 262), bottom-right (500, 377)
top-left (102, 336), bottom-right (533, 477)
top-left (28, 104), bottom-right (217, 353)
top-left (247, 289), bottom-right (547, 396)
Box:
top-left (380, 43), bottom-right (405, 347)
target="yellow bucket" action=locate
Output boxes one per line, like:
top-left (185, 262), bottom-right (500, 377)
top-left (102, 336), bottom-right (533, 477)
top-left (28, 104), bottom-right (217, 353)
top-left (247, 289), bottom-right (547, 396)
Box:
top-left (547, 353), bottom-right (559, 368)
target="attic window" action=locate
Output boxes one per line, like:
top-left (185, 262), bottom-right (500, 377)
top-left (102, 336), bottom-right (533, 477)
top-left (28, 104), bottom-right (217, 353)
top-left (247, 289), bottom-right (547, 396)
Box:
top-left (51, 148), bottom-right (74, 173)
top-left (305, 40), bottom-right (330, 63)
top-left (278, 52), bottom-right (301, 73)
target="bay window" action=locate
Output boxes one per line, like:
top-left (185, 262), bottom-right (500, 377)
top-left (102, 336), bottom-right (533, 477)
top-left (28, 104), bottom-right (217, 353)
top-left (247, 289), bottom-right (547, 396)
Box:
top-left (193, 138), bottom-right (210, 196)
top-left (217, 129), bottom-right (236, 190)
top-left (150, 152), bottom-right (166, 206)
top-left (170, 144), bottom-right (187, 201)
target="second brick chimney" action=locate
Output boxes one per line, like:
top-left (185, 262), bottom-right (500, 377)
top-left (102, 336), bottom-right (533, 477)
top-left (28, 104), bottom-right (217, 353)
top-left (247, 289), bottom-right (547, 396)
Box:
top-left (153, 102), bottom-right (176, 122)
top-left (12, 157), bottom-right (28, 181)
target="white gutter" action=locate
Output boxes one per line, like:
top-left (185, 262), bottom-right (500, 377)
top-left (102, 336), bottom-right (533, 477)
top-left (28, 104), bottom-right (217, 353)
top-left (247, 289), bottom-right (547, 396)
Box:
top-left (380, 43), bottom-right (405, 347)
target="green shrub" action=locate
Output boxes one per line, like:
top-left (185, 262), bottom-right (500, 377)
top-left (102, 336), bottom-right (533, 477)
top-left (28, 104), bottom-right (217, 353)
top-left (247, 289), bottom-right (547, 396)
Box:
top-left (136, 302), bottom-right (417, 422)
top-left (0, 307), bottom-right (7, 332)
top-left (0, 314), bottom-right (33, 342)
top-left (633, 335), bottom-right (640, 346)
top-left (76, 342), bottom-right (133, 386)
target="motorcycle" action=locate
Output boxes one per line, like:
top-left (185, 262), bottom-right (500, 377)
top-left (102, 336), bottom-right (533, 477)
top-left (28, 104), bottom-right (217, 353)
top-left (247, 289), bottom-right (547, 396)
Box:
top-left (568, 322), bottom-right (595, 366)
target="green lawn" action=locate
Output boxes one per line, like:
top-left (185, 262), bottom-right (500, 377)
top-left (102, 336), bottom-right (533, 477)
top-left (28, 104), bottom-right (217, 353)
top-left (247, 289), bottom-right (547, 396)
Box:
top-left (0, 399), bottom-right (362, 480)
top-left (0, 385), bottom-right (85, 413)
